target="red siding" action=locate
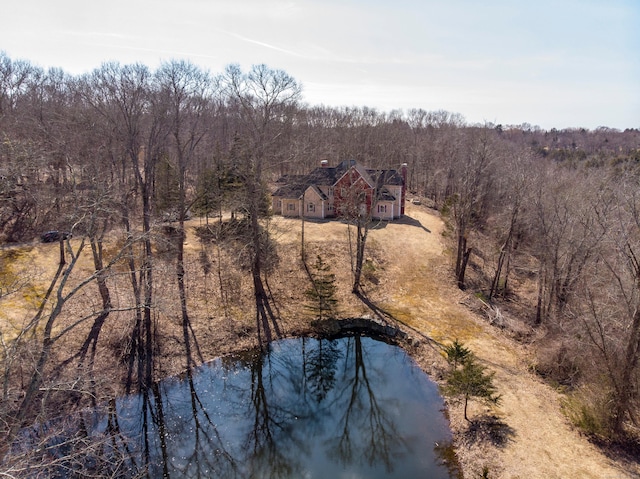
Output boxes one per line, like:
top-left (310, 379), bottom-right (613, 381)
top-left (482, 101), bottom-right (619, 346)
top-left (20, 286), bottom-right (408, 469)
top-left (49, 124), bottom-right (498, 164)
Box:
top-left (333, 168), bottom-right (374, 218)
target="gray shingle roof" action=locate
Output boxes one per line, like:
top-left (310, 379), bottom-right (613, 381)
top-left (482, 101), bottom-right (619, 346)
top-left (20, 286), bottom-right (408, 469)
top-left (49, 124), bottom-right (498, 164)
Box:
top-left (272, 184), bottom-right (305, 199)
top-left (307, 185), bottom-right (328, 200)
top-left (274, 160), bottom-right (403, 196)
top-left (376, 187), bottom-right (397, 201)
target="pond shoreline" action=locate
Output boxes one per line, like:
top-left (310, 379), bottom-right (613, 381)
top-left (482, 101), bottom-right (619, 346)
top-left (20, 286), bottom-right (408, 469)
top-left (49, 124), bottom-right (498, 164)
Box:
top-left (13, 327), bottom-right (462, 479)
top-left (308, 317), bottom-right (464, 478)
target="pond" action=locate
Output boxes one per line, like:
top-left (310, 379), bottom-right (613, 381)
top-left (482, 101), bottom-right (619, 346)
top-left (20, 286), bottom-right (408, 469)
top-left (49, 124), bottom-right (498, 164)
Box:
top-left (87, 336), bottom-right (457, 478)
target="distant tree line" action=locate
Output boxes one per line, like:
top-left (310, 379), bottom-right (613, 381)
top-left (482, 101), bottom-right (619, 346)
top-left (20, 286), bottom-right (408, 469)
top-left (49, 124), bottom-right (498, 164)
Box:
top-left (1, 50), bottom-right (640, 451)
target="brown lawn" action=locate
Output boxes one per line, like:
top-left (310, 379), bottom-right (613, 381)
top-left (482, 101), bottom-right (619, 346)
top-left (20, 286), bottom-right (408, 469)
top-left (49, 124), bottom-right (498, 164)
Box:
top-left (1, 203), bottom-right (638, 478)
top-left (270, 203), bottom-right (637, 479)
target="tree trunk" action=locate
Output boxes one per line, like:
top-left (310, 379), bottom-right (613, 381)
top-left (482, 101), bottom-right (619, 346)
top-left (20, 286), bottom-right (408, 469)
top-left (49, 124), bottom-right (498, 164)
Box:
top-left (455, 231), bottom-right (465, 279)
top-left (177, 224), bottom-right (196, 370)
top-left (489, 247), bottom-right (507, 300)
top-left (464, 394), bottom-right (470, 421)
top-left (249, 184), bottom-right (281, 348)
top-left (352, 219), bottom-right (368, 294)
top-left (490, 214), bottom-right (516, 300)
top-left (59, 237), bottom-right (113, 379)
top-left (457, 244), bottom-right (472, 290)
top-left (9, 241), bottom-right (79, 439)
top-left (535, 262), bottom-right (546, 326)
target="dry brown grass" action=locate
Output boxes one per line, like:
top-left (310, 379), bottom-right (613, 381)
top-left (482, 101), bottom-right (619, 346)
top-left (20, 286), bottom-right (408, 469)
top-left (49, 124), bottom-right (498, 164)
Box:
top-left (2, 205), bottom-right (638, 478)
top-left (269, 205), bottom-right (638, 479)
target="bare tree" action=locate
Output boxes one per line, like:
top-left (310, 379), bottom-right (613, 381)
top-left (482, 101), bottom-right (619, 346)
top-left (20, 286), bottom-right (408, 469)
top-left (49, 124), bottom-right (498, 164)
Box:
top-left (573, 177), bottom-right (640, 436)
top-left (529, 168), bottom-right (608, 325)
top-left (155, 60), bottom-right (215, 370)
top-left (82, 62), bottom-right (168, 390)
top-left (6, 228), bottom-right (133, 440)
top-left (222, 64), bottom-right (301, 346)
top-left (450, 128), bottom-right (495, 289)
top-left (488, 149), bottom-right (533, 300)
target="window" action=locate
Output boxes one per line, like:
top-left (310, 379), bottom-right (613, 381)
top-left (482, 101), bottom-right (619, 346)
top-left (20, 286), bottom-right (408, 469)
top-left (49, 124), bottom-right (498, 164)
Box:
top-left (328, 187), bottom-right (334, 196)
top-left (287, 203), bottom-right (296, 211)
top-left (307, 203), bottom-right (315, 212)
top-left (378, 204), bottom-right (387, 213)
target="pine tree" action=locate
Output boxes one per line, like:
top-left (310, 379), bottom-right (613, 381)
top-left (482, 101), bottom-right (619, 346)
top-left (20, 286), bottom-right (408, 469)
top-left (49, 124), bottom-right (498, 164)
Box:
top-left (191, 168), bottom-right (220, 223)
top-left (305, 255), bottom-right (339, 320)
top-left (443, 339), bottom-right (471, 370)
top-left (443, 341), bottom-right (501, 421)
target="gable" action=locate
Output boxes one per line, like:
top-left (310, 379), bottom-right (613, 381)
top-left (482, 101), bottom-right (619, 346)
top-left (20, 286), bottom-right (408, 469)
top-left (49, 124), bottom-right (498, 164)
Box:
top-left (334, 164), bottom-right (375, 189)
top-left (304, 185), bottom-right (328, 201)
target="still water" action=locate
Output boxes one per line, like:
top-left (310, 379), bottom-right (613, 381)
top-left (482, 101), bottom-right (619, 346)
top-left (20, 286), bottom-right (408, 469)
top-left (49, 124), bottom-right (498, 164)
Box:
top-left (97, 336), bottom-right (457, 478)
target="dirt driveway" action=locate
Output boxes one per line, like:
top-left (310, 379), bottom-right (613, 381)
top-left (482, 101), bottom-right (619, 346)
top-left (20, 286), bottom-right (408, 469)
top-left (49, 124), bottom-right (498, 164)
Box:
top-left (273, 204), bottom-right (637, 479)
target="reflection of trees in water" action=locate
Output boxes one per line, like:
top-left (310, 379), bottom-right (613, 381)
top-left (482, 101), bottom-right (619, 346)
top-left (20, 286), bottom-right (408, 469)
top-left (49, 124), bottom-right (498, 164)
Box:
top-left (23, 336), bottom-right (434, 478)
top-left (98, 370), bottom-right (238, 478)
top-left (238, 352), bottom-right (305, 479)
top-left (166, 372), bottom-right (239, 478)
top-left (238, 336), bottom-right (404, 477)
top-left (325, 336), bottom-right (406, 473)
top-left (304, 338), bottom-right (341, 404)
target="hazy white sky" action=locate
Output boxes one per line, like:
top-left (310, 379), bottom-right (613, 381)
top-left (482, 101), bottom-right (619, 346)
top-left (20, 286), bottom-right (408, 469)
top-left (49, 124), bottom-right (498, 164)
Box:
top-left (2, 0), bottom-right (639, 129)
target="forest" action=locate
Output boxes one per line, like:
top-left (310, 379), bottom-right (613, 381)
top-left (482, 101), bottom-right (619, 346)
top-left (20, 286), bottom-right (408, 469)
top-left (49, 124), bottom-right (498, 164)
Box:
top-left (1, 51), bottom-right (640, 474)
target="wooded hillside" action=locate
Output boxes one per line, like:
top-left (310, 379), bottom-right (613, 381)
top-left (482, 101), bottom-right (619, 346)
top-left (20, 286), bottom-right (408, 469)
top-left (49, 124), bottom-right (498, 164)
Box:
top-left (2, 52), bottom-right (640, 472)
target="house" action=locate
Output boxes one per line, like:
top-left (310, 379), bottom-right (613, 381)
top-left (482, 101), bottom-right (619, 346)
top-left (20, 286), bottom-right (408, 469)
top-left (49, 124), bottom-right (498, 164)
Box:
top-left (272, 160), bottom-right (407, 220)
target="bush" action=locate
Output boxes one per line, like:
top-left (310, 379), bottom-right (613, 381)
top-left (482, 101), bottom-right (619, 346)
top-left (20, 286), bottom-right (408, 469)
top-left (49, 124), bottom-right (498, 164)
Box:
top-left (562, 386), bottom-right (613, 438)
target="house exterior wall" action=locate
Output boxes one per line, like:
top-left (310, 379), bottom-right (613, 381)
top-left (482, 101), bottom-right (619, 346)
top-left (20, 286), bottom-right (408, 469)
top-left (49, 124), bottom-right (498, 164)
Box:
top-left (373, 201), bottom-right (395, 220)
top-left (281, 198), bottom-right (301, 217)
top-left (272, 197), bottom-right (283, 214)
top-left (392, 186), bottom-right (403, 219)
top-left (303, 187), bottom-right (326, 219)
top-left (333, 171), bottom-right (373, 218)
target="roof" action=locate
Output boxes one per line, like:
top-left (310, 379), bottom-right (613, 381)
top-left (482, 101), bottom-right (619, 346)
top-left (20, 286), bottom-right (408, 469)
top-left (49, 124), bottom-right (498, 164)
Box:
top-left (272, 183), bottom-right (306, 199)
top-left (368, 168), bottom-right (403, 187)
top-left (276, 174), bottom-right (306, 184)
top-left (376, 187), bottom-right (397, 201)
top-left (305, 166), bottom-right (341, 185)
top-left (273, 160), bottom-right (404, 194)
top-left (306, 185), bottom-right (328, 200)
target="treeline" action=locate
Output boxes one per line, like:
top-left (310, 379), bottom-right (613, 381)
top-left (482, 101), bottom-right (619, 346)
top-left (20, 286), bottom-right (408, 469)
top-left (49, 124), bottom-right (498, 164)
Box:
top-left (1, 50), bottom-right (640, 449)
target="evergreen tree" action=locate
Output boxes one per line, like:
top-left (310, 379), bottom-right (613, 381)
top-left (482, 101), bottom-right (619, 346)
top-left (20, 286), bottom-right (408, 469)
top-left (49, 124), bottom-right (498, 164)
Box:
top-left (443, 341), bottom-right (501, 421)
top-left (443, 339), bottom-right (471, 370)
top-left (305, 255), bottom-right (339, 320)
top-left (191, 168), bottom-right (220, 223)
top-left (155, 154), bottom-right (181, 218)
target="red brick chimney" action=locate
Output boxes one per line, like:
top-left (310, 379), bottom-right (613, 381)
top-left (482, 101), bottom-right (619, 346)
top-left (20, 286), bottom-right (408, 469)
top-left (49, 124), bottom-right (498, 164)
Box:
top-left (401, 163), bottom-right (407, 215)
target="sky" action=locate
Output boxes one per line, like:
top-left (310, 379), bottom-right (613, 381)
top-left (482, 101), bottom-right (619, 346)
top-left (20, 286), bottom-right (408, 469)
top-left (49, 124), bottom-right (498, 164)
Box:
top-left (1, 0), bottom-right (639, 130)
